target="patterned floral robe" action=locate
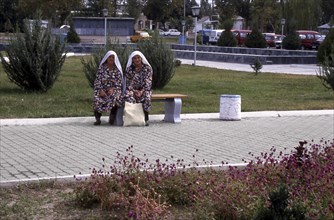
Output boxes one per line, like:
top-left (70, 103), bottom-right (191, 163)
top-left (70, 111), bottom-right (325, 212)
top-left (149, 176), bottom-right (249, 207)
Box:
top-left (93, 64), bottom-right (123, 113)
top-left (124, 63), bottom-right (153, 112)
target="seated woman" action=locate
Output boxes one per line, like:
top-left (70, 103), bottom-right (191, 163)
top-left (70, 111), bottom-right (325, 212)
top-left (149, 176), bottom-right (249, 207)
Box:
top-left (123, 51), bottom-right (153, 126)
top-left (93, 50), bottom-right (123, 125)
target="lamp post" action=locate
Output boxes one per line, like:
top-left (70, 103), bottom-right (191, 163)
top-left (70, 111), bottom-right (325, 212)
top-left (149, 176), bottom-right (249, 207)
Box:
top-left (102, 8), bottom-right (108, 46)
top-left (191, 6), bottom-right (200, 66)
top-left (281, 18), bottom-right (285, 49)
top-left (182, 0), bottom-right (185, 36)
top-left (181, 20), bottom-right (186, 44)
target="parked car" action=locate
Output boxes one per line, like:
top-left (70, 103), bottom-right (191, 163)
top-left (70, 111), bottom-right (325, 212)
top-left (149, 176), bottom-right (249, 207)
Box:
top-left (198, 29), bottom-right (212, 45)
top-left (130, 31), bottom-right (151, 43)
top-left (263, 33), bottom-right (276, 48)
top-left (274, 34), bottom-right (285, 49)
top-left (209, 29), bottom-right (224, 45)
top-left (312, 35), bottom-right (325, 50)
top-left (296, 30), bottom-right (322, 50)
top-left (231, 29), bottom-right (251, 46)
top-left (164, 29), bottom-right (181, 36)
top-left (158, 29), bottom-right (165, 36)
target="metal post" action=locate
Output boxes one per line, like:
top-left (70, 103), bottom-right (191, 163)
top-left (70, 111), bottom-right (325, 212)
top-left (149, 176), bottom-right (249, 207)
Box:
top-left (280, 18), bottom-right (285, 49)
top-left (191, 5), bottom-right (200, 66)
top-left (102, 9), bottom-right (108, 46)
top-left (194, 16), bottom-right (197, 66)
top-left (104, 17), bottom-right (107, 45)
top-left (182, 0), bottom-right (185, 36)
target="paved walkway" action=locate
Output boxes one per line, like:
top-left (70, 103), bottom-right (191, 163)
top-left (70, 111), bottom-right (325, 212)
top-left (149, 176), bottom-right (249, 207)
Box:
top-left (179, 59), bottom-right (319, 75)
top-left (0, 59), bottom-right (332, 185)
top-left (1, 110), bottom-right (333, 185)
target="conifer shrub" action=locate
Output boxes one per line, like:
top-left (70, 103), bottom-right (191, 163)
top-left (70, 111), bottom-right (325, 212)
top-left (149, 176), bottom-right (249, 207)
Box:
top-left (317, 49), bottom-right (334, 90)
top-left (66, 18), bottom-right (80, 44)
top-left (317, 28), bottom-right (334, 65)
top-left (244, 28), bottom-right (267, 48)
top-left (217, 20), bottom-right (237, 47)
top-left (82, 33), bottom-right (176, 90)
top-left (137, 32), bottom-right (176, 89)
top-left (0, 19), bottom-right (66, 92)
top-left (81, 39), bottom-right (131, 88)
top-left (282, 31), bottom-right (301, 50)
top-left (250, 58), bottom-right (263, 75)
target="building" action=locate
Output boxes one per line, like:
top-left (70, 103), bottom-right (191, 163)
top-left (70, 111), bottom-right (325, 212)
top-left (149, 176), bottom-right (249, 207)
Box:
top-left (73, 17), bottom-right (135, 36)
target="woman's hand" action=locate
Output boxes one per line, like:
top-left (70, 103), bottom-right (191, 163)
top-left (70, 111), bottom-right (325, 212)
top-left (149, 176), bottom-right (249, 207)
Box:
top-left (134, 90), bottom-right (143, 98)
top-left (99, 90), bottom-right (107, 97)
top-left (107, 88), bottom-right (114, 96)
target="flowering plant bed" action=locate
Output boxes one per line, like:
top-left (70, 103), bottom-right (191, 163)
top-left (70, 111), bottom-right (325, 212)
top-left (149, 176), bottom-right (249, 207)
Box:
top-left (1, 139), bottom-right (333, 219)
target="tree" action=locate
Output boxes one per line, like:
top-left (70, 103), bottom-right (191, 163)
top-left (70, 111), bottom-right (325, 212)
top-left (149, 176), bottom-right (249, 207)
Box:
top-left (143, 0), bottom-right (170, 29)
top-left (320, 0), bottom-right (334, 25)
top-left (0, 18), bottom-right (66, 92)
top-left (125, 0), bottom-right (142, 20)
top-left (250, 0), bottom-right (280, 32)
top-left (17, 0), bottom-right (84, 26)
top-left (0, 0), bottom-right (19, 32)
top-left (283, 0), bottom-right (321, 31)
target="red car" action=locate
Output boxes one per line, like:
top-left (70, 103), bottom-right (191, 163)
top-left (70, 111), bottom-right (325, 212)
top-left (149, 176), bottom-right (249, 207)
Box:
top-left (296, 30), bottom-right (322, 50)
top-left (231, 29), bottom-right (251, 46)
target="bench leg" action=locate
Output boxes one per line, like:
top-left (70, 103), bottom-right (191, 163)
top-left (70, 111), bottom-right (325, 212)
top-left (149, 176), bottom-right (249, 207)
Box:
top-left (164, 98), bottom-right (182, 123)
top-left (114, 107), bottom-right (124, 126)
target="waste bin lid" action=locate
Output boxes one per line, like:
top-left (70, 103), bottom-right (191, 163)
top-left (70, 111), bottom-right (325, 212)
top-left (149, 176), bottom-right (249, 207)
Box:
top-left (221, 94), bottom-right (240, 98)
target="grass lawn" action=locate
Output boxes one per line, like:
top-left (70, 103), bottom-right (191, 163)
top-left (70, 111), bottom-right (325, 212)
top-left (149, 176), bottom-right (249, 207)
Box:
top-left (0, 56), bottom-right (333, 119)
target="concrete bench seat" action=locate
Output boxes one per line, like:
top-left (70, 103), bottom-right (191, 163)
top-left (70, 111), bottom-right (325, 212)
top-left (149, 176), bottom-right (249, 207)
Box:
top-left (151, 94), bottom-right (188, 123)
top-left (114, 93), bottom-right (188, 125)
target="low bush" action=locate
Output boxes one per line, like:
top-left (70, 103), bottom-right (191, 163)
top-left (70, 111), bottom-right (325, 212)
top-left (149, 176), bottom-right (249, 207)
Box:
top-left (217, 19), bottom-right (237, 47)
top-left (75, 139), bottom-right (334, 219)
top-left (245, 28), bottom-right (267, 48)
top-left (282, 30), bottom-right (301, 50)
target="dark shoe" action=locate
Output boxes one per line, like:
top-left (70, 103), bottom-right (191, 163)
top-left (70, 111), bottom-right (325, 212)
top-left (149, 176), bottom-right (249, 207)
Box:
top-left (145, 121), bottom-right (149, 126)
top-left (94, 119), bottom-right (101, 126)
top-left (144, 111), bottom-right (149, 122)
top-left (94, 111), bottom-right (102, 126)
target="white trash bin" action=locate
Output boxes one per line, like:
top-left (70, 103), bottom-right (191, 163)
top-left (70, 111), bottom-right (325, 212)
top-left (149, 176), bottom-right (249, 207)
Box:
top-left (219, 94), bottom-right (241, 121)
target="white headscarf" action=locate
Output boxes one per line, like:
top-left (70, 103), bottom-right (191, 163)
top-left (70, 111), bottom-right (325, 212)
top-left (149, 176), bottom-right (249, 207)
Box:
top-left (99, 50), bottom-right (123, 76)
top-left (126, 51), bottom-right (151, 69)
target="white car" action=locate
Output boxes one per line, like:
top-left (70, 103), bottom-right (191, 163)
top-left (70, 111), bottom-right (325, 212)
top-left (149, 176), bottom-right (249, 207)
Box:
top-left (158, 29), bottom-right (165, 36)
top-left (164, 29), bottom-right (181, 36)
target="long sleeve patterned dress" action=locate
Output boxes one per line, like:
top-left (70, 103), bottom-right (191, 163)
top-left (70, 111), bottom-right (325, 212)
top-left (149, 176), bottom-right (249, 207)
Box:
top-left (124, 63), bottom-right (153, 112)
top-left (93, 64), bottom-right (123, 113)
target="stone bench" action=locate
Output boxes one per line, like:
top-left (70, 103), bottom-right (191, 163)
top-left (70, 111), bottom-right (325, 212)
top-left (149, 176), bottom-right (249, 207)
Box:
top-left (151, 93), bottom-right (188, 123)
top-left (114, 93), bottom-right (188, 125)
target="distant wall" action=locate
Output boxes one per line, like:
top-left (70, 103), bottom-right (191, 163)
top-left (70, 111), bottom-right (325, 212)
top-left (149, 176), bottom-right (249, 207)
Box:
top-left (73, 17), bottom-right (135, 36)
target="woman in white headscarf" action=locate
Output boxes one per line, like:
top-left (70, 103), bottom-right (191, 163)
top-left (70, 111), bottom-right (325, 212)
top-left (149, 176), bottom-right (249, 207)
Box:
top-left (93, 50), bottom-right (123, 125)
top-left (124, 51), bottom-right (153, 126)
